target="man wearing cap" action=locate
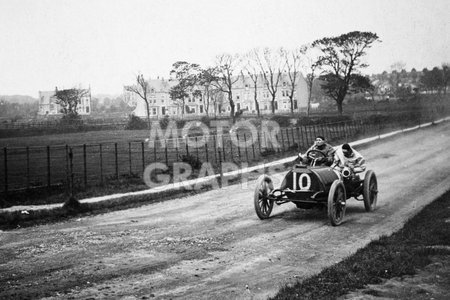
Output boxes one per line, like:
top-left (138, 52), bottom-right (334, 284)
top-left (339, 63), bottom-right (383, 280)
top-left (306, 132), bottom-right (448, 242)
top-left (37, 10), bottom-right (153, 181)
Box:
top-left (298, 135), bottom-right (335, 166)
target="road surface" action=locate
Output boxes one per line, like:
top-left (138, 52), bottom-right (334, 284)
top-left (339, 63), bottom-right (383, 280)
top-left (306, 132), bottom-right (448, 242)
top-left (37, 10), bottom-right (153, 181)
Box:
top-left (1, 121), bottom-right (450, 300)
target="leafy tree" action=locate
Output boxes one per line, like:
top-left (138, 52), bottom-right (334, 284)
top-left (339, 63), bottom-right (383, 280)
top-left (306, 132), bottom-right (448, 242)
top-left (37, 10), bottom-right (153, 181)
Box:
top-left (312, 31), bottom-right (380, 114)
top-left (195, 67), bottom-right (219, 115)
top-left (169, 61), bottom-right (201, 116)
top-left (54, 87), bottom-right (90, 120)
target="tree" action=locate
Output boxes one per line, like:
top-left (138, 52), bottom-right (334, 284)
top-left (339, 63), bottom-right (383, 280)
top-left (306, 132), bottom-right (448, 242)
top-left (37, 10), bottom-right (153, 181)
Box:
top-left (54, 87), bottom-right (90, 120)
top-left (169, 61), bottom-right (201, 115)
top-left (298, 44), bottom-right (321, 116)
top-left (124, 73), bottom-right (151, 129)
top-left (212, 53), bottom-right (241, 122)
top-left (312, 31), bottom-right (380, 114)
top-left (195, 67), bottom-right (219, 116)
top-left (441, 63), bottom-right (449, 94)
top-left (255, 47), bottom-right (285, 114)
top-left (242, 50), bottom-right (262, 117)
top-left (281, 47), bottom-right (303, 115)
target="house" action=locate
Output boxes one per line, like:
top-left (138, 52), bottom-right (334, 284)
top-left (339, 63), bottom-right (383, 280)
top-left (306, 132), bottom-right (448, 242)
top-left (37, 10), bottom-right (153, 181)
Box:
top-left (38, 88), bottom-right (91, 116)
top-left (123, 72), bottom-right (309, 118)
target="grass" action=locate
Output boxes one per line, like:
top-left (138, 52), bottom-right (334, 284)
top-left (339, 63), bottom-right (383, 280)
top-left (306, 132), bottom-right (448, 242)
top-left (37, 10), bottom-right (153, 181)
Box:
top-left (270, 189), bottom-right (450, 300)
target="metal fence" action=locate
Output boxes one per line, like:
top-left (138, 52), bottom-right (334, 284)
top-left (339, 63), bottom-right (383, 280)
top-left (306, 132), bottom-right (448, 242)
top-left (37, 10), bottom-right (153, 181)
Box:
top-left (0, 110), bottom-right (445, 196)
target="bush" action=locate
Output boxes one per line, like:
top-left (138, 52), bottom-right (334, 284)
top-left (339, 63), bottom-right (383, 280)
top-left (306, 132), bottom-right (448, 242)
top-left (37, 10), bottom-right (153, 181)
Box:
top-left (159, 115), bottom-right (171, 129)
top-left (125, 114), bottom-right (147, 130)
top-left (179, 153), bottom-right (202, 170)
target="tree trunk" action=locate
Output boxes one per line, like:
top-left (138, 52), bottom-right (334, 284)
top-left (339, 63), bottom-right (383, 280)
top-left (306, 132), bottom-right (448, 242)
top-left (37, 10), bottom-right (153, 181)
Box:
top-left (271, 96), bottom-right (276, 114)
top-left (145, 100), bottom-right (151, 129)
top-left (289, 97), bottom-right (294, 115)
top-left (228, 94), bottom-right (235, 123)
top-left (254, 97), bottom-right (260, 117)
top-left (336, 100), bottom-right (343, 115)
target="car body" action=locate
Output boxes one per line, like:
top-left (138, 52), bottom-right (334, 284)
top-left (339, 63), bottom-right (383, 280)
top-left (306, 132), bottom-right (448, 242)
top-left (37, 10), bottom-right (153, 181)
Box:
top-left (253, 150), bottom-right (378, 226)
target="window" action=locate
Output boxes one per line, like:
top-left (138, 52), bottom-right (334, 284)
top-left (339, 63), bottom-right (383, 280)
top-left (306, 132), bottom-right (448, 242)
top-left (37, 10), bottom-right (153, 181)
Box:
top-left (86, 106), bottom-right (90, 113)
top-left (152, 108), bottom-right (157, 115)
top-left (200, 105), bottom-right (203, 113)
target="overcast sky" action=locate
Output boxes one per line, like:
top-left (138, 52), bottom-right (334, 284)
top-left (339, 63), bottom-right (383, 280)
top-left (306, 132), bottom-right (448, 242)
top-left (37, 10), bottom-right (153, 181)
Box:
top-left (0, 0), bottom-right (448, 97)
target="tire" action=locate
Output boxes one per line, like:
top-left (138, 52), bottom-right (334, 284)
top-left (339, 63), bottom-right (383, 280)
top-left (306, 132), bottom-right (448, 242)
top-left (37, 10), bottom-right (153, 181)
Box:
top-left (327, 180), bottom-right (346, 226)
top-left (254, 175), bottom-right (274, 219)
top-left (363, 170), bottom-right (378, 212)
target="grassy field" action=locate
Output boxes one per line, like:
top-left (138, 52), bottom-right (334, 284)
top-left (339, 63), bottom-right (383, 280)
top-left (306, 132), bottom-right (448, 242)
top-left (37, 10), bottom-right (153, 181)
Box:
top-left (271, 189), bottom-right (450, 300)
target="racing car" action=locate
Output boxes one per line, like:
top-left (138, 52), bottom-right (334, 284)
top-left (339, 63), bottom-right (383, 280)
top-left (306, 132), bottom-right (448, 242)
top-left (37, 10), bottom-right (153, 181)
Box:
top-left (253, 149), bottom-right (378, 226)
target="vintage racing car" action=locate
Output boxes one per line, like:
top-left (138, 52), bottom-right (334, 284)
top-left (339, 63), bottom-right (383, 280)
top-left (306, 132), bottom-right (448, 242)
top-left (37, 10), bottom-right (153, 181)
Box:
top-left (253, 149), bottom-right (378, 226)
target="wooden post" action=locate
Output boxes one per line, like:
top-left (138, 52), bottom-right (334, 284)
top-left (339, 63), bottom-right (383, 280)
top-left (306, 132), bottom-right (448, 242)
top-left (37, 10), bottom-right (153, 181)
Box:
top-left (83, 144), bottom-right (87, 189)
top-left (165, 140), bottom-right (168, 166)
top-left (141, 141), bottom-right (145, 173)
top-left (26, 146), bottom-right (30, 190)
top-left (243, 133), bottom-right (249, 162)
top-left (236, 133), bottom-right (241, 160)
top-left (128, 142), bottom-right (132, 175)
top-left (115, 143), bottom-right (119, 180)
top-left (3, 147), bottom-right (7, 195)
top-left (100, 144), bottom-right (104, 185)
top-left (47, 145), bottom-right (51, 188)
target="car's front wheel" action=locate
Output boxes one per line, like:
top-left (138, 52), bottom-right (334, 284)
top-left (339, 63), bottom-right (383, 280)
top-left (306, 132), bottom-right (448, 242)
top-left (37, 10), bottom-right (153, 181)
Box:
top-left (254, 175), bottom-right (274, 219)
top-left (327, 180), bottom-right (346, 226)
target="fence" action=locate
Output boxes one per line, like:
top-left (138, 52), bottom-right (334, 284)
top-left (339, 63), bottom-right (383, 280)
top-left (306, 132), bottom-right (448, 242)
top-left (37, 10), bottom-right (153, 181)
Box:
top-left (0, 109), bottom-right (445, 196)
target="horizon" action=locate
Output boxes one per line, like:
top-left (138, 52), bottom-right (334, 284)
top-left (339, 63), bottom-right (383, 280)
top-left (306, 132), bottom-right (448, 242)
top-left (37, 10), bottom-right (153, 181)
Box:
top-left (0, 0), bottom-right (448, 98)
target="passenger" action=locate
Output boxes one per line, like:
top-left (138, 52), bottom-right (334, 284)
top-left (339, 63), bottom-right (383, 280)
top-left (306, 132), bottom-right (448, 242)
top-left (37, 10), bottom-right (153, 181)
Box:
top-left (332, 143), bottom-right (366, 180)
top-left (298, 135), bottom-right (335, 166)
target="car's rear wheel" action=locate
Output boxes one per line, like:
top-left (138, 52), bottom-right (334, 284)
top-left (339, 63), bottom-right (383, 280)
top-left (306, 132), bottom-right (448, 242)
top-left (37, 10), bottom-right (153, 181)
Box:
top-left (363, 170), bottom-right (378, 212)
top-left (327, 180), bottom-right (346, 226)
top-left (254, 175), bottom-right (274, 219)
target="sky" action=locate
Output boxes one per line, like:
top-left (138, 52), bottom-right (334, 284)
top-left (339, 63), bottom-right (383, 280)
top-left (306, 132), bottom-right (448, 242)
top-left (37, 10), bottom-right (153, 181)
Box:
top-left (0, 0), bottom-right (448, 97)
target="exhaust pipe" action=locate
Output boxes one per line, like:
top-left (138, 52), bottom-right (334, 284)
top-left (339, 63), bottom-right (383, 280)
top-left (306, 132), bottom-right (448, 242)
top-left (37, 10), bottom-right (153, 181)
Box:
top-left (342, 167), bottom-right (352, 178)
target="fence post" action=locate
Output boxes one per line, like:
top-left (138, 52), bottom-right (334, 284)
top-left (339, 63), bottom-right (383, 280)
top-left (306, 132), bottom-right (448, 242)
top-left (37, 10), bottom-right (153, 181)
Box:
top-left (69, 148), bottom-right (74, 198)
top-left (222, 135), bottom-right (226, 161)
top-left (128, 142), bottom-right (132, 175)
top-left (257, 131), bottom-right (262, 154)
top-left (218, 149), bottom-right (223, 188)
top-left (280, 130), bottom-right (285, 153)
top-left (195, 137), bottom-right (199, 160)
top-left (100, 144), bottom-right (104, 185)
top-left (3, 147), bottom-right (7, 195)
top-left (251, 133), bottom-right (256, 159)
top-left (213, 135), bottom-right (217, 165)
top-left (185, 137), bottom-right (189, 156)
top-left (243, 133), bottom-right (249, 162)
top-left (236, 133), bottom-right (241, 161)
top-left (26, 146), bottom-right (30, 190)
top-left (141, 141), bottom-right (145, 173)
top-left (204, 138), bottom-right (209, 163)
top-left (115, 143), bottom-right (119, 180)
top-left (83, 144), bottom-right (87, 189)
top-left (165, 140), bottom-right (168, 166)
top-left (47, 145), bottom-right (51, 188)
top-left (286, 128), bottom-right (290, 150)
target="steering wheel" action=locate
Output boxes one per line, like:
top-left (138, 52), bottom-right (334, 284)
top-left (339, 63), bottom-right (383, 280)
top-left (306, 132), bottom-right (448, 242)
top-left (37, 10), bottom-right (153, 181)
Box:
top-left (305, 149), bottom-right (327, 166)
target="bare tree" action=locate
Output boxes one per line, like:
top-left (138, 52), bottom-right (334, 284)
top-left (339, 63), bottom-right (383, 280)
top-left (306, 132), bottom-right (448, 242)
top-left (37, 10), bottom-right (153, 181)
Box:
top-left (195, 67), bottom-right (219, 116)
top-left (281, 47), bottom-right (304, 115)
top-left (255, 47), bottom-right (285, 114)
top-left (169, 61), bottom-right (201, 116)
top-left (242, 49), bottom-right (261, 117)
top-left (212, 53), bottom-right (241, 122)
top-left (298, 44), bottom-right (321, 116)
top-left (124, 73), bottom-right (151, 129)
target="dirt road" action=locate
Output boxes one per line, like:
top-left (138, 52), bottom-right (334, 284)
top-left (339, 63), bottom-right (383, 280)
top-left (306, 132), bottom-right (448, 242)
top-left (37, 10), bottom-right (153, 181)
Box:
top-left (1, 122), bottom-right (450, 300)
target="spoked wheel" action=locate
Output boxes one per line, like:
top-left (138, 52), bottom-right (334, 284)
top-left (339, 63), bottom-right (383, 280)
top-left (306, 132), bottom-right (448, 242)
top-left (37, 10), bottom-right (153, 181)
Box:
top-left (363, 170), bottom-right (378, 212)
top-left (254, 175), bottom-right (274, 219)
top-left (327, 180), bottom-right (346, 226)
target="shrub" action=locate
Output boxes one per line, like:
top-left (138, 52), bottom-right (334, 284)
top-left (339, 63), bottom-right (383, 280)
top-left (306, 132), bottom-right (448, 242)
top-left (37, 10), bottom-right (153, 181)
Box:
top-left (159, 115), bottom-right (171, 129)
top-left (179, 153), bottom-right (202, 170)
top-left (125, 114), bottom-right (147, 130)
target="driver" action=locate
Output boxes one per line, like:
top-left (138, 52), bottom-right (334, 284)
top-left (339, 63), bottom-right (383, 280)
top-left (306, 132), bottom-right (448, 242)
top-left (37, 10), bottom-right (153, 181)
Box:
top-left (298, 135), bottom-right (335, 166)
top-left (332, 143), bottom-right (366, 179)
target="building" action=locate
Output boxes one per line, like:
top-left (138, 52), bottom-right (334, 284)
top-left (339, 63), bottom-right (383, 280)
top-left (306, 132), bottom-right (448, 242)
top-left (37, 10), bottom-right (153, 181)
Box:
top-left (123, 78), bottom-right (206, 118)
top-left (38, 88), bottom-right (91, 116)
top-left (123, 73), bottom-right (309, 118)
